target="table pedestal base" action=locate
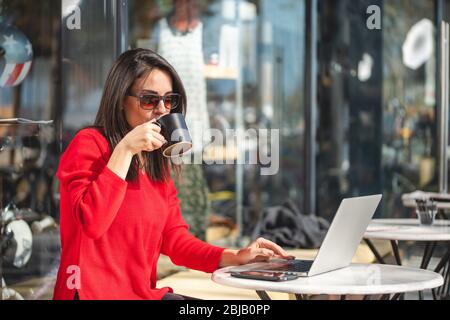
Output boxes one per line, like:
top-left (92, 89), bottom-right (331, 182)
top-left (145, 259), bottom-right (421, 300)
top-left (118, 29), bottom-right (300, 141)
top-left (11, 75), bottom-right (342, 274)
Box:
top-left (365, 239), bottom-right (450, 300)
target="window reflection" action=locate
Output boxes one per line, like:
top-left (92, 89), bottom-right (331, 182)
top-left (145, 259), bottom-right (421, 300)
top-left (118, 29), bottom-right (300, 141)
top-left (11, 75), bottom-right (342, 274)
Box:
top-left (129, 0), bottom-right (305, 241)
top-left (1, 0), bottom-right (61, 300)
top-left (61, 0), bottom-right (119, 138)
top-left (317, 0), bottom-right (438, 220)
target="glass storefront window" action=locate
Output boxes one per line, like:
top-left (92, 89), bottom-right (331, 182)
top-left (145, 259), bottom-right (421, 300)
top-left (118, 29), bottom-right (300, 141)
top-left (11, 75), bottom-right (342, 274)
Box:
top-left (1, 0), bottom-right (450, 301)
top-left (128, 0), bottom-right (305, 242)
top-left (382, 0), bottom-right (438, 217)
top-left (1, 0), bottom-right (61, 300)
top-left (61, 0), bottom-right (123, 138)
top-left (317, 0), bottom-right (439, 220)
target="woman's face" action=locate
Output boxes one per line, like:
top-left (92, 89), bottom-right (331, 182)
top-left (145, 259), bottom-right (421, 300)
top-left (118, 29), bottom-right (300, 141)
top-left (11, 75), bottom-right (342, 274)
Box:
top-left (123, 68), bottom-right (173, 128)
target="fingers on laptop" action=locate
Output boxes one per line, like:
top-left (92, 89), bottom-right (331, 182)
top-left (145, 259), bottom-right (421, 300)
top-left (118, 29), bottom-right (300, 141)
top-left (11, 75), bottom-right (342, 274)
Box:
top-left (256, 238), bottom-right (291, 258)
top-left (253, 249), bottom-right (276, 262)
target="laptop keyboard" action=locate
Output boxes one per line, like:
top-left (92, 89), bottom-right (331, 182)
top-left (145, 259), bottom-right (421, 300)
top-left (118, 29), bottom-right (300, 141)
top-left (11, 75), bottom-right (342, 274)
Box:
top-left (265, 260), bottom-right (314, 273)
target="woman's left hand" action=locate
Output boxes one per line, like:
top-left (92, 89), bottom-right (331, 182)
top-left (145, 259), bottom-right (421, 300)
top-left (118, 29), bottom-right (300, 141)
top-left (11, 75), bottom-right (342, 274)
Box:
top-left (220, 238), bottom-right (294, 267)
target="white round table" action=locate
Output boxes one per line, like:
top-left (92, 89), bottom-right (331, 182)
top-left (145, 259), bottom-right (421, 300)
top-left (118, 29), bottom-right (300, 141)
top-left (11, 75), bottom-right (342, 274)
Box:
top-left (401, 191), bottom-right (450, 211)
top-left (212, 264), bottom-right (443, 300)
top-left (365, 219), bottom-right (450, 242)
top-left (364, 219), bottom-right (450, 299)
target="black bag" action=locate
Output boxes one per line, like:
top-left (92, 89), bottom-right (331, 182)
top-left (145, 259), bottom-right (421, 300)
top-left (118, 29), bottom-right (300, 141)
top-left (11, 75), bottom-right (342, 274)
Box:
top-left (252, 200), bottom-right (330, 249)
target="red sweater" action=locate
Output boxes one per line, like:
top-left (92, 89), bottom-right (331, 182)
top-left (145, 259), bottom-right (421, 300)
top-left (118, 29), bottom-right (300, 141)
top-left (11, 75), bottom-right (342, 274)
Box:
top-left (53, 128), bottom-right (225, 300)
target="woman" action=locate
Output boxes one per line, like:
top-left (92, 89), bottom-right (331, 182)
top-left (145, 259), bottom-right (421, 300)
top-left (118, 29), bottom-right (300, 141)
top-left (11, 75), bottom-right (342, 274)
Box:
top-left (53, 49), bottom-right (291, 300)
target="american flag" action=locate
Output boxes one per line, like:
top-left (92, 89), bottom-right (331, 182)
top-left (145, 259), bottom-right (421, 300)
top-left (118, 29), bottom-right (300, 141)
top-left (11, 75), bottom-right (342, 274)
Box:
top-left (0, 23), bottom-right (33, 88)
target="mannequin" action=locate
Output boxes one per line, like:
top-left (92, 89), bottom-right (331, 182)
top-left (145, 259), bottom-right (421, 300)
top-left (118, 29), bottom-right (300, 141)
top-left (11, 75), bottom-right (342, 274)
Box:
top-left (155, 0), bottom-right (210, 149)
top-left (153, 0), bottom-right (210, 240)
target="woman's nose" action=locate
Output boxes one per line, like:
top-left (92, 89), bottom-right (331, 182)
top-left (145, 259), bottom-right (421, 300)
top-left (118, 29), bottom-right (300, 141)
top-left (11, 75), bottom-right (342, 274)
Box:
top-left (155, 100), bottom-right (168, 114)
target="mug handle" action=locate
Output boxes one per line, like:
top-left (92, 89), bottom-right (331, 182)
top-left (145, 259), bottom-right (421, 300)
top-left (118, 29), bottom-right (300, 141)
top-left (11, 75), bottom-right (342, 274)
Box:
top-left (153, 120), bottom-right (162, 128)
top-left (153, 120), bottom-right (168, 146)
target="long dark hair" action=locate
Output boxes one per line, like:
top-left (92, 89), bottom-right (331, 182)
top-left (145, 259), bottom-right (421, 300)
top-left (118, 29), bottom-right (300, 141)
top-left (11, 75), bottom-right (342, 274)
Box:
top-left (94, 48), bottom-right (186, 182)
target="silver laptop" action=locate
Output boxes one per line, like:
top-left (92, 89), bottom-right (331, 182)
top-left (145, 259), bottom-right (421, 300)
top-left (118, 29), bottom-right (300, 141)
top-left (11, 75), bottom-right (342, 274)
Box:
top-left (235, 195), bottom-right (382, 277)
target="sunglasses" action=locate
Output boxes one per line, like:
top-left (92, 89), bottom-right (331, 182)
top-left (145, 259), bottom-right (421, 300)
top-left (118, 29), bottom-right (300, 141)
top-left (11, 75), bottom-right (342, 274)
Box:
top-left (129, 92), bottom-right (181, 111)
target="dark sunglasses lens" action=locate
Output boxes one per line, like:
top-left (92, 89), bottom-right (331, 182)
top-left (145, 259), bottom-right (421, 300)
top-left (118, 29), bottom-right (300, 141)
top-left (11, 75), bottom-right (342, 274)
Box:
top-left (165, 95), bottom-right (180, 109)
top-left (140, 95), bottom-right (159, 109)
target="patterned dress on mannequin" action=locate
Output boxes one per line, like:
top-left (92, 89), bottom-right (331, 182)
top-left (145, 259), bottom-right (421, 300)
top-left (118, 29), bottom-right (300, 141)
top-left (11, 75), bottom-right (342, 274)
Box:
top-left (156, 17), bottom-right (210, 240)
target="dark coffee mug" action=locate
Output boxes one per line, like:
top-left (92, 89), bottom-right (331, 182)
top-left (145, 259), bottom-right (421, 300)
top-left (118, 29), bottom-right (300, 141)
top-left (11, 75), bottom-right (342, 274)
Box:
top-left (156, 113), bottom-right (193, 158)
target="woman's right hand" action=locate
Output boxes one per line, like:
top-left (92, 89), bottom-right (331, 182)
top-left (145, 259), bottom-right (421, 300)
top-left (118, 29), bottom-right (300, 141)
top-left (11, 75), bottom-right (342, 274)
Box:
top-left (119, 120), bottom-right (167, 155)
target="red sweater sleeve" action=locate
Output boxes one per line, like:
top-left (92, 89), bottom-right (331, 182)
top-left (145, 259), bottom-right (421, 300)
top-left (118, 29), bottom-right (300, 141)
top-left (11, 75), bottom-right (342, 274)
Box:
top-left (161, 178), bottom-right (225, 273)
top-left (57, 129), bottom-right (128, 240)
